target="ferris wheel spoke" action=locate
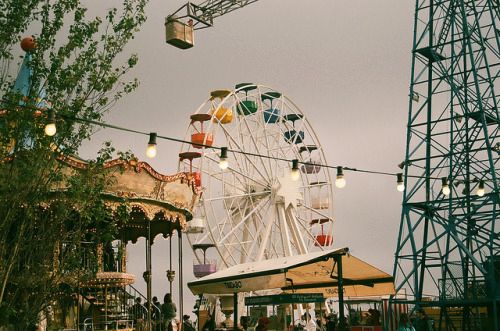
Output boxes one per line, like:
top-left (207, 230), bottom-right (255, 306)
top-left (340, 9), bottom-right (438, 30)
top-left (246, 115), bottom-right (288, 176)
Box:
top-left (216, 198), bottom-right (270, 245)
top-left (203, 190), bottom-right (271, 202)
top-left (300, 203), bottom-right (334, 221)
top-left (215, 198), bottom-right (250, 239)
top-left (256, 205), bottom-right (278, 261)
top-left (238, 114), bottom-right (274, 180)
top-left (296, 215), bottom-right (327, 247)
top-left (202, 153), bottom-right (267, 188)
top-left (218, 122), bottom-right (271, 182)
top-left (242, 208), bottom-right (271, 262)
top-left (276, 204), bottom-right (293, 256)
top-left (285, 205), bottom-right (308, 254)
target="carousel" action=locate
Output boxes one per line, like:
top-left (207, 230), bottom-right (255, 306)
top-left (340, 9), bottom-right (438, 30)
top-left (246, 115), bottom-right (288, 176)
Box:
top-left (50, 155), bottom-right (202, 330)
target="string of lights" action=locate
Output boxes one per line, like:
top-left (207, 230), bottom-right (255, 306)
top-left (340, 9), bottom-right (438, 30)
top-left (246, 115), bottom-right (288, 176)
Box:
top-left (0, 99), bottom-right (490, 196)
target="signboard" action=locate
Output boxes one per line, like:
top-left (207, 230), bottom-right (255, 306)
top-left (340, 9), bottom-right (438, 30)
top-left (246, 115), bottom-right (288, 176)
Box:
top-left (245, 293), bottom-right (324, 306)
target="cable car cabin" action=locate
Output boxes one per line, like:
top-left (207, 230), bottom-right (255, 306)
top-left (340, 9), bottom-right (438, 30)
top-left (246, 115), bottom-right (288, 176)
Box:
top-left (310, 218), bottom-right (333, 247)
top-left (210, 90), bottom-right (233, 124)
top-left (212, 106), bottom-right (233, 124)
top-left (192, 243), bottom-right (217, 278)
top-left (261, 91), bottom-right (282, 123)
top-left (283, 113), bottom-right (304, 144)
top-left (190, 114), bottom-right (213, 149)
top-left (263, 108), bottom-right (280, 123)
top-left (179, 151), bottom-right (202, 188)
top-left (310, 181), bottom-right (330, 209)
top-left (301, 161), bottom-right (321, 174)
top-left (193, 263), bottom-right (217, 278)
top-left (165, 17), bottom-right (194, 49)
top-left (187, 217), bottom-right (205, 234)
top-left (299, 146), bottom-right (321, 173)
top-left (312, 195), bottom-right (330, 209)
top-left (235, 83), bottom-right (258, 115)
top-left (284, 130), bottom-right (304, 144)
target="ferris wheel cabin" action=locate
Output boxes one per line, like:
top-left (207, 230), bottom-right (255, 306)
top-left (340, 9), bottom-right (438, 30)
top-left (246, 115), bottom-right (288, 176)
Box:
top-left (236, 83), bottom-right (258, 115)
top-left (190, 113), bottom-right (213, 149)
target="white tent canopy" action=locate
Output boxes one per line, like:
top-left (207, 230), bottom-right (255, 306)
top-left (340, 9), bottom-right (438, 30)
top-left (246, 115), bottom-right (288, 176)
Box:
top-left (188, 247), bottom-right (395, 298)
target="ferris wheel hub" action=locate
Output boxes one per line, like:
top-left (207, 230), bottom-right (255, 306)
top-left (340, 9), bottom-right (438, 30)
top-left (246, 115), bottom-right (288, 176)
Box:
top-left (272, 172), bottom-right (301, 208)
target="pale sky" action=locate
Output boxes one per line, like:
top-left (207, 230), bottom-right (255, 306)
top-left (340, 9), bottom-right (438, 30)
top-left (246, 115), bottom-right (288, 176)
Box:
top-left (80, 0), bottom-right (415, 317)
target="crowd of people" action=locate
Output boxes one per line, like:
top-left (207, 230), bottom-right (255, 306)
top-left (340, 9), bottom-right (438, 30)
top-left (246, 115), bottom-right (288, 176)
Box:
top-left (128, 293), bottom-right (179, 331)
top-left (397, 309), bottom-right (433, 331)
top-left (129, 299), bottom-right (432, 331)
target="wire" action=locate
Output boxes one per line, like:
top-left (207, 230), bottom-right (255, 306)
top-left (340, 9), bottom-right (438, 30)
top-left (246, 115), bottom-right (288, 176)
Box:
top-left (69, 115), bottom-right (434, 179)
top-left (0, 100), bottom-right (492, 184)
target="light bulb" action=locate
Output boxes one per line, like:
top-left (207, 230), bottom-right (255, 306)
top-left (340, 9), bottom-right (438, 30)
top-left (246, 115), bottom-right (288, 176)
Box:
top-left (219, 158), bottom-right (228, 170)
top-left (477, 180), bottom-right (485, 197)
top-left (441, 177), bottom-right (450, 196)
top-left (44, 109), bottom-right (56, 136)
top-left (44, 123), bottom-right (56, 136)
top-left (290, 159), bottom-right (300, 181)
top-left (219, 147), bottom-right (229, 170)
top-left (146, 132), bottom-right (157, 158)
top-left (335, 166), bottom-right (346, 188)
top-left (442, 185), bottom-right (450, 196)
top-left (146, 144), bottom-right (157, 158)
top-left (335, 176), bottom-right (346, 188)
top-left (396, 173), bottom-right (405, 192)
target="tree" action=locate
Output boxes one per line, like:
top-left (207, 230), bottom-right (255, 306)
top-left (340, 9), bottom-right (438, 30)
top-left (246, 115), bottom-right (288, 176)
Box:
top-left (0, 0), bottom-right (147, 329)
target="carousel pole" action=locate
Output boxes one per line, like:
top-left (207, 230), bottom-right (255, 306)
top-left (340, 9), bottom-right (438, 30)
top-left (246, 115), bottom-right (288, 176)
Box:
top-left (178, 229), bottom-right (184, 331)
top-left (146, 220), bottom-right (152, 331)
top-left (168, 232), bottom-right (174, 294)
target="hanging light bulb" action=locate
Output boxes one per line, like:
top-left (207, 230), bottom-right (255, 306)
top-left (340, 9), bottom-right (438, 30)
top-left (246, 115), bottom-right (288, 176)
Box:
top-left (290, 159), bottom-right (300, 181)
top-left (441, 177), bottom-right (450, 196)
top-left (219, 147), bottom-right (229, 170)
top-left (146, 132), bottom-right (157, 158)
top-left (476, 180), bottom-right (485, 197)
top-left (335, 166), bottom-right (346, 188)
top-left (396, 173), bottom-right (405, 192)
top-left (44, 109), bottom-right (56, 136)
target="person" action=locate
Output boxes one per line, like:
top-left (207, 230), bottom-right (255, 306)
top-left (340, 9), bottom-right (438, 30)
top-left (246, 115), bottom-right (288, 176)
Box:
top-left (301, 313), bottom-right (316, 331)
top-left (256, 317), bottom-right (270, 331)
top-left (152, 296), bottom-right (161, 331)
top-left (397, 313), bottom-right (415, 331)
top-left (315, 315), bottom-right (323, 331)
top-left (103, 242), bottom-right (116, 271)
top-left (325, 314), bottom-right (336, 331)
top-left (129, 297), bottom-right (147, 331)
top-left (202, 308), bottom-right (216, 331)
top-left (162, 293), bottom-right (177, 331)
top-left (367, 309), bottom-right (381, 326)
top-left (414, 309), bottom-right (431, 331)
top-left (240, 316), bottom-right (249, 331)
top-left (183, 315), bottom-right (196, 331)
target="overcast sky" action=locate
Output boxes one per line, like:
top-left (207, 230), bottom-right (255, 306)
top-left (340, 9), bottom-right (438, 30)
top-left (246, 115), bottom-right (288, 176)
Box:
top-left (80, 0), bottom-right (415, 317)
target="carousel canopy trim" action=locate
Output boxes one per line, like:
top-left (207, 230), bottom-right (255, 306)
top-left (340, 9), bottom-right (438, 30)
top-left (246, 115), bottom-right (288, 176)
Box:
top-left (53, 156), bottom-right (201, 237)
top-left (187, 248), bottom-right (395, 298)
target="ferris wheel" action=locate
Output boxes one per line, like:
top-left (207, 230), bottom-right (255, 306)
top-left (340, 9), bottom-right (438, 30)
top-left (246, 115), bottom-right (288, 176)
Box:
top-left (179, 84), bottom-right (334, 271)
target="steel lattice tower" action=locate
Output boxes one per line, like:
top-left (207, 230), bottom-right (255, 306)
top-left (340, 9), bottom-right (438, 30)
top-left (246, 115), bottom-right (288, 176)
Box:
top-left (392, 0), bottom-right (499, 330)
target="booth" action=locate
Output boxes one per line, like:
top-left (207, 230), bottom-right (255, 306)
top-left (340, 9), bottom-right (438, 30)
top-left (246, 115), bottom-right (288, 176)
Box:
top-left (188, 248), bottom-right (395, 331)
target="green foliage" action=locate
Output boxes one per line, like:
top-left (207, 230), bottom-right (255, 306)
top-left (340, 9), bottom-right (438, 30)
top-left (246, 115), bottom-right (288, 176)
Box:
top-left (0, 0), bottom-right (147, 329)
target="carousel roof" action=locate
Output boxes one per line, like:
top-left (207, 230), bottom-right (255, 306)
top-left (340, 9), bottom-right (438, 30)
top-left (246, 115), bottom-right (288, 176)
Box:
top-left (56, 156), bottom-right (201, 243)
